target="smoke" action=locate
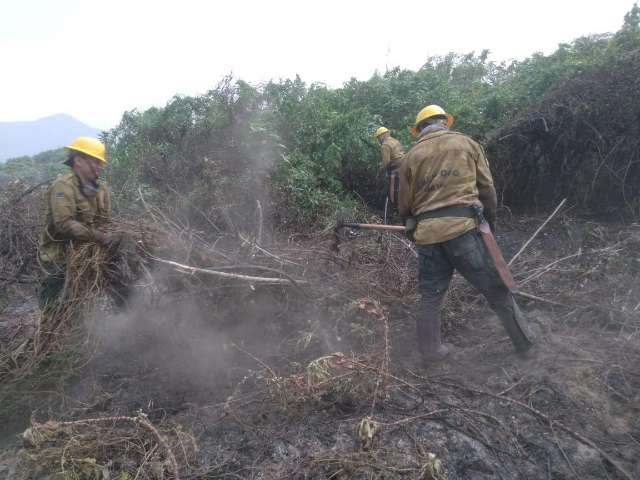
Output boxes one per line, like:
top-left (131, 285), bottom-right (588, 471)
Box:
top-left (82, 289), bottom-right (230, 407)
top-left (80, 266), bottom-right (317, 408)
top-left (72, 87), bottom-right (317, 407)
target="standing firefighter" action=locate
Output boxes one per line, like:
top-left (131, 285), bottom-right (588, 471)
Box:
top-left (375, 127), bottom-right (406, 212)
top-left (39, 137), bottom-right (115, 309)
top-left (398, 105), bottom-right (533, 363)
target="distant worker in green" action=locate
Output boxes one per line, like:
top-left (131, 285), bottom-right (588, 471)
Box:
top-left (39, 137), bottom-right (117, 309)
top-left (398, 105), bottom-right (534, 364)
top-left (374, 127), bottom-right (406, 216)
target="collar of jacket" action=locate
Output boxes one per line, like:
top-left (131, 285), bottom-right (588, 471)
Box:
top-left (416, 128), bottom-right (454, 144)
top-left (420, 123), bottom-right (448, 136)
top-left (71, 172), bottom-right (101, 198)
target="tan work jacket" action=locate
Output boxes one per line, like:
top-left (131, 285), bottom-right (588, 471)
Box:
top-left (398, 130), bottom-right (497, 245)
top-left (39, 172), bottom-right (111, 270)
top-left (380, 136), bottom-right (406, 171)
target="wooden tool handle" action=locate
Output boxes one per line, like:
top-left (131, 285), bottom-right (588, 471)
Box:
top-left (347, 223), bottom-right (406, 232)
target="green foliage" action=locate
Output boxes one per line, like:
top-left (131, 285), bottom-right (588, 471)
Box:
top-left (105, 76), bottom-right (279, 226)
top-left (0, 148), bottom-right (66, 186)
top-left (616, 2), bottom-right (640, 50)
top-left (97, 5), bottom-right (640, 225)
top-left (4, 6), bottom-right (639, 226)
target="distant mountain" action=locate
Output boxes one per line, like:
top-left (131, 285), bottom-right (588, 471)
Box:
top-left (0, 114), bottom-right (102, 162)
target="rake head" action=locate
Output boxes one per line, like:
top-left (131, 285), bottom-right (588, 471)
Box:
top-left (331, 210), bottom-right (360, 252)
top-left (335, 210), bottom-right (361, 231)
top-left (331, 210), bottom-right (405, 252)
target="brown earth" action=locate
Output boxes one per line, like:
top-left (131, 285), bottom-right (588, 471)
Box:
top-left (0, 212), bottom-right (639, 479)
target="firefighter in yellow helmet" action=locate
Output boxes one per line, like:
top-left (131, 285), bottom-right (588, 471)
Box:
top-left (38, 137), bottom-right (117, 309)
top-left (374, 127), bottom-right (406, 212)
top-left (398, 105), bottom-right (533, 364)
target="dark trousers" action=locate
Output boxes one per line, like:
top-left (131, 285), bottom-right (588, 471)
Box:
top-left (38, 273), bottom-right (65, 310)
top-left (39, 270), bottom-right (131, 311)
top-left (416, 230), bottom-right (532, 355)
top-left (385, 169), bottom-right (400, 207)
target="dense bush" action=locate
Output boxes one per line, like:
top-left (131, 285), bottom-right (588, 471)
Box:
top-left (6, 4), bottom-right (637, 226)
top-left (104, 77), bottom-right (280, 229)
top-left (486, 4), bottom-right (640, 218)
top-left (487, 49), bottom-right (640, 218)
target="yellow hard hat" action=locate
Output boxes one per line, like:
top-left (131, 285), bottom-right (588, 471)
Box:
top-left (411, 105), bottom-right (454, 137)
top-left (66, 136), bottom-right (106, 163)
top-left (374, 126), bottom-right (389, 138)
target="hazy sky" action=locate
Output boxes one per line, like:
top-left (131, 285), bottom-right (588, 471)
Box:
top-left (1, 0), bottom-right (635, 129)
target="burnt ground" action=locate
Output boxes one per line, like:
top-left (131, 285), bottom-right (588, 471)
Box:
top-left (0, 214), bottom-right (639, 479)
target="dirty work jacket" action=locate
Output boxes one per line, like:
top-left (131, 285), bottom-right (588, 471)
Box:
top-left (398, 129), bottom-right (497, 245)
top-left (39, 172), bottom-right (111, 271)
top-left (380, 136), bottom-right (406, 171)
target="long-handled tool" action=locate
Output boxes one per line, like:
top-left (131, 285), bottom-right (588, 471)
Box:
top-left (333, 213), bottom-right (405, 251)
top-left (338, 221), bottom-right (405, 232)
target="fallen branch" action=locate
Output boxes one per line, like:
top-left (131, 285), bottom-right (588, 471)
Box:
top-left (509, 199), bottom-right (567, 266)
top-left (517, 249), bottom-right (582, 286)
top-left (238, 232), bottom-right (303, 267)
top-left (515, 291), bottom-right (573, 308)
top-left (516, 290), bottom-right (640, 318)
top-left (152, 256), bottom-right (306, 286)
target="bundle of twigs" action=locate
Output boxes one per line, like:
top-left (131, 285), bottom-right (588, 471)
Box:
top-left (1, 208), bottom-right (311, 396)
top-left (17, 411), bottom-right (200, 480)
top-left (0, 254), bottom-right (109, 402)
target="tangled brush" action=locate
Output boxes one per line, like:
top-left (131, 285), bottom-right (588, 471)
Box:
top-left (0, 181), bottom-right (43, 287)
top-left (0, 220), bottom-right (158, 397)
top-left (487, 50), bottom-right (640, 218)
top-left (17, 412), bottom-right (199, 480)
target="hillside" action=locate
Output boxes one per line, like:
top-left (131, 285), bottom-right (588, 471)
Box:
top-left (0, 113), bottom-right (101, 162)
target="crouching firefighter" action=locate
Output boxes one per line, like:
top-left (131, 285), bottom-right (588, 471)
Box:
top-left (375, 127), bottom-right (406, 216)
top-left (38, 137), bottom-right (125, 310)
top-left (398, 105), bottom-right (534, 363)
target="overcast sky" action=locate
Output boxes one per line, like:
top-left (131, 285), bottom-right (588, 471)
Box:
top-left (1, 0), bottom-right (635, 129)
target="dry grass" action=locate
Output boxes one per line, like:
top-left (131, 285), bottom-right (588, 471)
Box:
top-left (17, 412), bottom-right (201, 480)
top-left (1, 193), bottom-right (638, 479)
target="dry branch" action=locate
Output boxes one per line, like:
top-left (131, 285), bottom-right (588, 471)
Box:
top-left (151, 256), bottom-right (306, 286)
top-left (509, 198), bottom-right (567, 266)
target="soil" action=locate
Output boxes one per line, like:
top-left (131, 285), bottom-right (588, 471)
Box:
top-left (0, 214), bottom-right (638, 479)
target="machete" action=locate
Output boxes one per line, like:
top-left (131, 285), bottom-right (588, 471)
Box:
top-left (471, 204), bottom-right (518, 292)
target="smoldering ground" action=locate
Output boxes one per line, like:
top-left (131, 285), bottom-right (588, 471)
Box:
top-left (69, 123), bottom-right (299, 408)
top-left (88, 299), bottom-right (230, 399)
top-left (78, 281), bottom-right (309, 410)
top-left (2, 214), bottom-right (640, 479)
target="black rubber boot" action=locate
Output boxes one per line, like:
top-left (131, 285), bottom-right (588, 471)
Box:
top-left (417, 309), bottom-right (452, 363)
